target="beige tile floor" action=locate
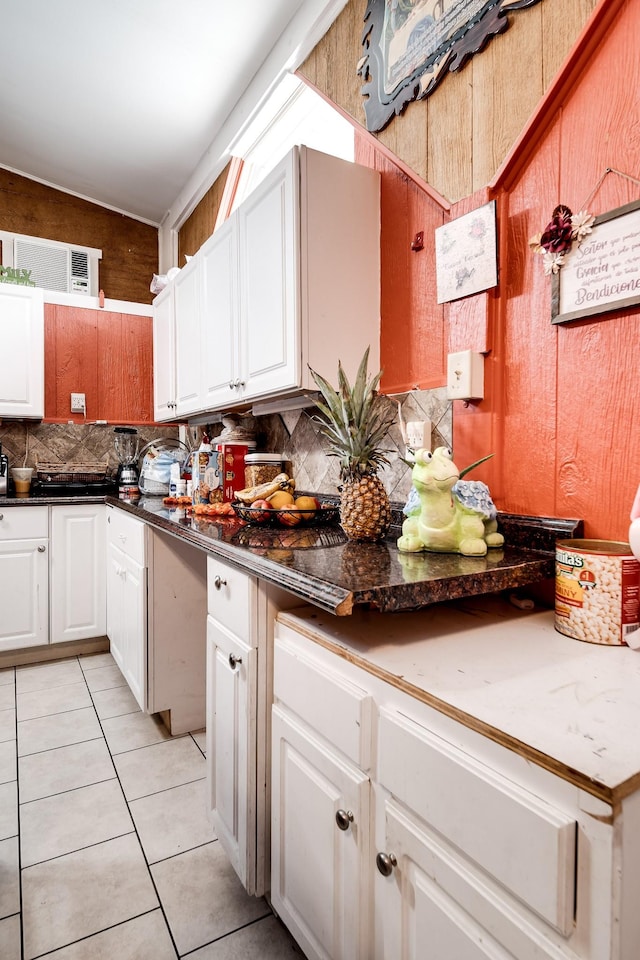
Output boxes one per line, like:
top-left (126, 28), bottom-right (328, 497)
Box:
top-left (0, 651), bottom-right (305, 959)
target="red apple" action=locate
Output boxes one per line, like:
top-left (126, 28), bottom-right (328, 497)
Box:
top-left (278, 505), bottom-right (302, 527)
top-left (249, 498), bottom-right (272, 523)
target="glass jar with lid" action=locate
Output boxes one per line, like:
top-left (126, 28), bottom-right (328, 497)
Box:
top-left (244, 452), bottom-right (284, 488)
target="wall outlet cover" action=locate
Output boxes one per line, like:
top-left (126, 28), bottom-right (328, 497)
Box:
top-left (70, 392), bottom-right (86, 412)
top-left (446, 351), bottom-right (484, 400)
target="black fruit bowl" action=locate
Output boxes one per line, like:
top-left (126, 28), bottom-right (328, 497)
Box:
top-left (232, 501), bottom-right (339, 527)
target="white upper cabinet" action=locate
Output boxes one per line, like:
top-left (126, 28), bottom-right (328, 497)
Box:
top-left (0, 285), bottom-right (44, 418)
top-left (152, 145), bottom-right (380, 420)
top-left (200, 213), bottom-right (240, 411)
top-left (237, 148), bottom-right (298, 403)
top-left (152, 283), bottom-right (176, 422)
top-left (173, 255), bottom-right (202, 418)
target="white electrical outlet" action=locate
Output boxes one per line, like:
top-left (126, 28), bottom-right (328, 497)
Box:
top-left (406, 420), bottom-right (431, 450)
top-left (70, 392), bottom-right (85, 413)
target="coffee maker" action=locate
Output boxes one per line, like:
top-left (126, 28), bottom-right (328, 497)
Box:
top-left (0, 443), bottom-right (8, 495)
top-left (113, 427), bottom-right (140, 497)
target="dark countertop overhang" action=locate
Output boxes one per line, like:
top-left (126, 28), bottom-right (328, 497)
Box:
top-left (109, 497), bottom-right (581, 616)
top-left (1, 491), bottom-right (581, 615)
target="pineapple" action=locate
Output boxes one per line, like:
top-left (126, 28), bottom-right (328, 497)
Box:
top-left (309, 348), bottom-right (395, 542)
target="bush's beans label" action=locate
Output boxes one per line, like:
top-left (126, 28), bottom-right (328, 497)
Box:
top-left (555, 540), bottom-right (640, 645)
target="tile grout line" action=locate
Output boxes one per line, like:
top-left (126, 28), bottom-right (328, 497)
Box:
top-left (80, 656), bottom-right (183, 960)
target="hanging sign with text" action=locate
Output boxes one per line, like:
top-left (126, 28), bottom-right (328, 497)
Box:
top-left (552, 200), bottom-right (640, 324)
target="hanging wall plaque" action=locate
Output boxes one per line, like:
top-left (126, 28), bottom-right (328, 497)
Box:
top-left (359, 0), bottom-right (543, 133)
top-left (551, 200), bottom-right (640, 325)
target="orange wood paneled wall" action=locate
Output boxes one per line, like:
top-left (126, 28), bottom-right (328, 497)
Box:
top-left (45, 305), bottom-right (154, 425)
top-left (354, 132), bottom-right (448, 394)
top-left (353, 0), bottom-right (639, 539)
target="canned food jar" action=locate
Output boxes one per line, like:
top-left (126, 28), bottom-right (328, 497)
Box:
top-left (555, 539), bottom-right (640, 645)
top-left (244, 453), bottom-right (283, 489)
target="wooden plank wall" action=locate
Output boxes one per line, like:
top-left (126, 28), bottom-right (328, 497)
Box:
top-left (0, 169), bottom-right (158, 304)
top-left (44, 304), bottom-right (154, 425)
top-left (299, 0), bottom-right (597, 204)
top-left (178, 164), bottom-right (230, 263)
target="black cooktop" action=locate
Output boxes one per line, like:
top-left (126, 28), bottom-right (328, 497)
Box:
top-left (30, 480), bottom-right (118, 497)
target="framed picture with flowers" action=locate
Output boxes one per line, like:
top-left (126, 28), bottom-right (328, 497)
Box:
top-left (530, 200), bottom-right (640, 325)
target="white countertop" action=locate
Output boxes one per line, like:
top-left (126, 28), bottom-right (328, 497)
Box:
top-left (279, 595), bottom-right (640, 801)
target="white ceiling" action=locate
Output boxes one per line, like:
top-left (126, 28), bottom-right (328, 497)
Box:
top-left (0, 0), bottom-right (345, 226)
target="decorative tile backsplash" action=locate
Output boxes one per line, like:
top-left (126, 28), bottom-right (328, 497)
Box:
top-left (252, 387), bottom-right (452, 504)
top-left (0, 422), bottom-right (179, 476)
top-left (0, 388), bottom-right (450, 500)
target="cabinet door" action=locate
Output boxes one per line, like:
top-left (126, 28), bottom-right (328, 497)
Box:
top-left (50, 504), bottom-right (106, 644)
top-left (200, 214), bottom-right (239, 410)
top-left (0, 286), bottom-right (44, 418)
top-left (0, 539), bottom-right (48, 650)
top-left (174, 257), bottom-right (202, 417)
top-left (152, 284), bottom-right (176, 421)
top-left (238, 149), bottom-right (299, 402)
top-left (121, 553), bottom-right (147, 710)
top-left (106, 540), bottom-right (125, 672)
top-left (271, 704), bottom-right (371, 960)
top-left (375, 792), bottom-right (522, 960)
top-left (206, 615), bottom-right (258, 892)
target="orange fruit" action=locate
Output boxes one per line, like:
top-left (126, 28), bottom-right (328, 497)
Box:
top-left (268, 490), bottom-right (295, 509)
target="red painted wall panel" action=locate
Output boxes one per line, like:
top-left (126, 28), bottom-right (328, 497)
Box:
top-left (44, 304), bottom-right (153, 425)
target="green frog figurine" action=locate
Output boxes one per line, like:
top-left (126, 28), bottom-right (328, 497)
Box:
top-left (397, 447), bottom-right (504, 557)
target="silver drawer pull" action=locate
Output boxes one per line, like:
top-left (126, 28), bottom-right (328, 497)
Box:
top-left (0, 513), bottom-right (3, 520)
top-left (213, 575), bottom-right (227, 590)
top-left (37, 545), bottom-right (46, 553)
top-left (335, 809), bottom-right (354, 831)
top-left (228, 653), bottom-right (242, 669)
top-left (376, 852), bottom-right (397, 877)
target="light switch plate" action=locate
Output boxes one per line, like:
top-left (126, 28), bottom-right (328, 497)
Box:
top-left (446, 351), bottom-right (484, 400)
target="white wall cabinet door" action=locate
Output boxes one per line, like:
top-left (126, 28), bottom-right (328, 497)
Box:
top-left (237, 149), bottom-right (298, 402)
top-left (206, 615), bottom-right (257, 891)
top-left (0, 538), bottom-right (48, 651)
top-left (200, 214), bottom-right (239, 410)
top-left (174, 256), bottom-right (202, 418)
top-left (271, 704), bottom-right (371, 960)
top-left (152, 283), bottom-right (176, 421)
top-left (120, 552), bottom-right (147, 710)
top-left (0, 285), bottom-right (44, 418)
top-left (106, 540), bottom-right (125, 671)
top-left (50, 504), bottom-right (106, 644)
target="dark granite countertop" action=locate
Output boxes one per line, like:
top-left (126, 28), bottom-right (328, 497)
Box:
top-left (2, 491), bottom-right (581, 615)
top-left (108, 496), bottom-right (581, 616)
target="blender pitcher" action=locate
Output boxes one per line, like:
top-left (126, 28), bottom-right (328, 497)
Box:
top-left (113, 427), bottom-right (140, 499)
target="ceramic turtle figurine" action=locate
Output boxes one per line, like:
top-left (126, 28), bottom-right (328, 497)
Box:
top-left (397, 447), bottom-right (504, 557)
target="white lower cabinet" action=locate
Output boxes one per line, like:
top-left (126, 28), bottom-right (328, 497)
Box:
top-left (0, 504), bottom-right (104, 653)
top-left (205, 555), bottom-right (298, 897)
top-left (106, 505), bottom-right (147, 709)
top-left (50, 504), bottom-right (106, 644)
top-left (273, 616), bottom-right (625, 960)
top-left (0, 506), bottom-right (48, 650)
top-left (271, 704), bottom-right (371, 960)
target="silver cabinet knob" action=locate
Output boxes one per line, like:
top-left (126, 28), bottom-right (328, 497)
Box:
top-left (213, 575), bottom-right (227, 590)
top-left (335, 809), bottom-right (354, 831)
top-left (376, 852), bottom-right (397, 877)
top-left (0, 513), bottom-right (3, 520)
top-left (228, 653), bottom-right (242, 669)
top-left (37, 545), bottom-right (46, 553)
top-left (229, 381), bottom-right (235, 389)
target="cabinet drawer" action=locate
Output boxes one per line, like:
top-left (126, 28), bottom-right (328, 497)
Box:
top-left (274, 627), bottom-right (373, 768)
top-left (377, 708), bottom-right (576, 935)
top-left (106, 506), bottom-right (145, 565)
top-left (0, 506), bottom-right (48, 541)
top-left (207, 556), bottom-right (253, 638)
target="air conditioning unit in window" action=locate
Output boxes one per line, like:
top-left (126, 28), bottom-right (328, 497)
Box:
top-left (0, 232), bottom-right (102, 296)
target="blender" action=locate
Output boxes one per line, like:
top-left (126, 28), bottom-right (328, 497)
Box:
top-left (113, 427), bottom-right (140, 498)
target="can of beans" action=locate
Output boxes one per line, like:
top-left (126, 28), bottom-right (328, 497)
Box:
top-left (555, 540), bottom-right (640, 645)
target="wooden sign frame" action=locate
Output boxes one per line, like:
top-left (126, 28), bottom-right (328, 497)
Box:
top-left (551, 199), bottom-right (640, 325)
top-left (359, 0), bottom-right (543, 133)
